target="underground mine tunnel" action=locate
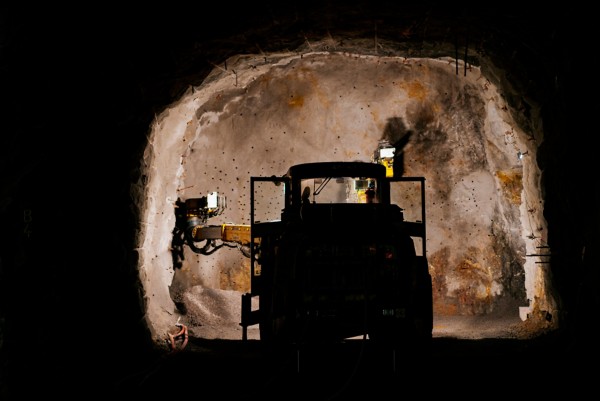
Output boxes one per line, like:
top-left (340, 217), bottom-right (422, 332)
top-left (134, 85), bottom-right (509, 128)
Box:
top-left (1, 2), bottom-right (598, 398)
top-left (136, 47), bottom-right (554, 346)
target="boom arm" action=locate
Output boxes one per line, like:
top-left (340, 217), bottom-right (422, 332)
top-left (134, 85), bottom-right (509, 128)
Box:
top-left (171, 193), bottom-right (252, 266)
top-left (188, 223), bottom-right (252, 256)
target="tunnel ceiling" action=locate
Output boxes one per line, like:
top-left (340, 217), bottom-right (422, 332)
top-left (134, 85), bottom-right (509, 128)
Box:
top-left (123, 4), bottom-right (562, 119)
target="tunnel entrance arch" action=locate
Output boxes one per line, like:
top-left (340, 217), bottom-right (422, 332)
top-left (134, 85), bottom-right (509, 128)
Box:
top-left (133, 39), bottom-right (557, 349)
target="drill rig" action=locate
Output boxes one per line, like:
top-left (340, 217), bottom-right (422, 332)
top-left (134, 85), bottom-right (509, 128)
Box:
top-left (173, 155), bottom-right (432, 348)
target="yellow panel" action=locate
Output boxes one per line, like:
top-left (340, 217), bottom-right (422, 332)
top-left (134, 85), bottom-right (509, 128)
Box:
top-left (222, 224), bottom-right (252, 245)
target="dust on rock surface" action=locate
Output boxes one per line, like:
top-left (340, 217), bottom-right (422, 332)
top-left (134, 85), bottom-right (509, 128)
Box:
top-left (180, 286), bottom-right (260, 340)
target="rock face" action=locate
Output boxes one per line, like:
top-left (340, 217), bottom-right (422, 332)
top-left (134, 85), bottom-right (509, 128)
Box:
top-left (138, 47), bottom-right (551, 344)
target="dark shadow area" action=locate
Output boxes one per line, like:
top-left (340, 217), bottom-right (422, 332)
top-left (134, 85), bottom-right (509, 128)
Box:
top-left (3, 332), bottom-right (593, 398)
top-left (98, 335), bottom-right (588, 399)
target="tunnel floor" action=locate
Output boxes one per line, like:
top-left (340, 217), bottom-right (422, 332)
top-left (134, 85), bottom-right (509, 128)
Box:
top-left (108, 333), bottom-right (577, 400)
top-left (3, 323), bottom-right (588, 400)
top-left (1, 314), bottom-right (582, 400)
top-left (106, 312), bottom-right (568, 399)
